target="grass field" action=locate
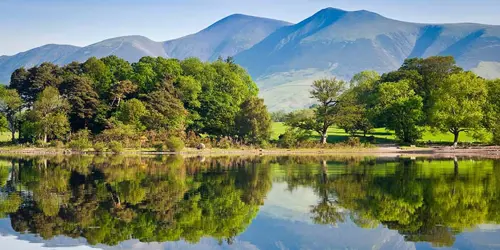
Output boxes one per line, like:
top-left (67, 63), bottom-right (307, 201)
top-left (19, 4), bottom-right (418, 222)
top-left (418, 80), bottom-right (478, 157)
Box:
top-left (272, 122), bottom-right (484, 144)
top-left (0, 132), bottom-right (12, 142)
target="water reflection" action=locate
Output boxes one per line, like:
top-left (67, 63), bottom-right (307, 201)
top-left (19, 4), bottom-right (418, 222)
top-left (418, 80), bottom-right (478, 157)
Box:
top-left (0, 155), bottom-right (499, 249)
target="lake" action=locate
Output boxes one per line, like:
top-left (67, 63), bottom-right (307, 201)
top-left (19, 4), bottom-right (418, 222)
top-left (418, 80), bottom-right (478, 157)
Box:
top-left (0, 155), bottom-right (499, 249)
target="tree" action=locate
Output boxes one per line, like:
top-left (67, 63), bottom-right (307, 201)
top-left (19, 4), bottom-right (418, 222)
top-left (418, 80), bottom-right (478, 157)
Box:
top-left (0, 87), bottom-right (23, 142)
top-left (310, 78), bottom-right (346, 143)
top-left (115, 99), bottom-right (148, 131)
top-left (10, 63), bottom-right (63, 105)
top-left (236, 97), bottom-right (272, 144)
top-left (141, 85), bottom-right (187, 131)
top-left (60, 76), bottom-right (100, 130)
top-left (82, 57), bottom-right (113, 96)
top-left (485, 79), bottom-right (500, 145)
top-left (430, 72), bottom-right (487, 146)
top-left (376, 80), bottom-right (424, 144)
top-left (32, 87), bottom-right (70, 143)
top-left (109, 80), bottom-right (138, 107)
top-left (385, 56), bottom-right (462, 121)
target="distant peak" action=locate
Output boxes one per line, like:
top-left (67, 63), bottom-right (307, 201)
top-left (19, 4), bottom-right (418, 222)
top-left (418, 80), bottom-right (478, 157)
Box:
top-left (315, 7), bottom-right (348, 16)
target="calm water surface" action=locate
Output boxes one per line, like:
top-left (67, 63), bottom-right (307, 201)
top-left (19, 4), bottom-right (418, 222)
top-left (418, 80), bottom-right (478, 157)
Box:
top-left (0, 155), bottom-right (499, 250)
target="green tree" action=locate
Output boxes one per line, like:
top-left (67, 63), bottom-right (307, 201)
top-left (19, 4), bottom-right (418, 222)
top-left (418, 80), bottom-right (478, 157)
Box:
top-left (115, 99), bottom-right (148, 131)
top-left (32, 87), bottom-right (70, 143)
top-left (376, 80), bottom-right (424, 143)
top-left (142, 86), bottom-right (187, 131)
top-left (310, 78), bottom-right (346, 143)
top-left (82, 57), bottom-right (113, 96)
top-left (109, 80), bottom-right (138, 107)
top-left (10, 63), bottom-right (63, 105)
top-left (60, 76), bottom-right (100, 130)
top-left (236, 97), bottom-right (272, 144)
top-left (485, 79), bottom-right (500, 144)
top-left (430, 72), bottom-right (487, 146)
top-left (0, 87), bottom-right (23, 142)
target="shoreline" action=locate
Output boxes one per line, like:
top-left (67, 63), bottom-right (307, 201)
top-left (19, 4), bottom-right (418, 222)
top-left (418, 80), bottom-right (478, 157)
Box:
top-left (0, 145), bottom-right (499, 159)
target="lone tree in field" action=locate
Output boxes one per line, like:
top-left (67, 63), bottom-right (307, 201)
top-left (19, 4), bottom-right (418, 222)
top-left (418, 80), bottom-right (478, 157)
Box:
top-left (310, 78), bottom-right (346, 144)
top-left (430, 72), bottom-right (487, 147)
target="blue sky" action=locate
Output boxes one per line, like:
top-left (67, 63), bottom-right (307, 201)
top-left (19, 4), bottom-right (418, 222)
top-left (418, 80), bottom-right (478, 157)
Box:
top-left (1, 0), bottom-right (499, 55)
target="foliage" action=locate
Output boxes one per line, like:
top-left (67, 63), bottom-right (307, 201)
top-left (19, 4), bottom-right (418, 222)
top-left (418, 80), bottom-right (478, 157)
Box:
top-left (31, 87), bottom-right (71, 143)
top-left (278, 128), bottom-right (311, 148)
top-left (375, 80), bottom-right (424, 143)
top-left (236, 97), bottom-right (272, 144)
top-left (7, 56), bottom-right (261, 145)
top-left (429, 72), bottom-right (488, 146)
top-left (108, 141), bottom-right (124, 154)
top-left (270, 111), bottom-right (288, 122)
top-left (165, 137), bottom-right (185, 152)
top-left (0, 86), bottom-right (23, 142)
top-left (68, 130), bottom-right (92, 151)
top-left (93, 142), bottom-right (106, 153)
top-left (310, 78), bottom-right (346, 143)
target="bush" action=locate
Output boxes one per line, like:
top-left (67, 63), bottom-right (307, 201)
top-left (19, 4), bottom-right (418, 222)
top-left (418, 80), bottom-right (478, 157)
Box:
top-left (154, 143), bottom-right (168, 152)
top-left (50, 140), bottom-right (65, 149)
top-left (216, 137), bottom-right (232, 149)
top-left (165, 137), bottom-right (185, 152)
top-left (35, 139), bottom-right (49, 148)
top-left (69, 130), bottom-right (92, 151)
top-left (345, 137), bottom-right (361, 147)
top-left (93, 142), bottom-right (106, 153)
top-left (185, 131), bottom-right (201, 148)
top-left (108, 141), bottom-right (124, 154)
top-left (278, 129), bottom-right (310, 148)
top-left (69, 139), bottom-right (91, 151)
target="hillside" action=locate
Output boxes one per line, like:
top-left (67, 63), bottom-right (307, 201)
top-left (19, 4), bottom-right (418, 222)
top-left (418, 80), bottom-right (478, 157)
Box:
top-left (163, 14), bottom-right (291, 61)
top-left (62, 35), bottom-right (168, 63)
top-left (234, 8), bottom-right (500, 111)
top-left (0, 15), bottom-right (289, 83)
top-left (0, 44), bottom-right (80, 83)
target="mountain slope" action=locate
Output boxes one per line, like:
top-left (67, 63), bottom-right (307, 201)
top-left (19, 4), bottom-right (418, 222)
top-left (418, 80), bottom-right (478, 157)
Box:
top-left (234, 8), bottom-right (500, 111)
top-left (62, 35), bottom-right (168, 63)
top-left (163, 14), bottom-right (291, 61)
top-left (0, 44), bottom-right (80, 83)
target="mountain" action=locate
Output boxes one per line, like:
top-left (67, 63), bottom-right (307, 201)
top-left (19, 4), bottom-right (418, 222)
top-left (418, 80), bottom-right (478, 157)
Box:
top-left (234, 8), bottom-right (500, 111)
top-left (0, 44), bottom-right (80, 84)
top-left (63, 35), bottom-right (168, 63)
top-left (163, 14), bottom-right (291, 61)
top-left (0, 15), bottom-right (289, 83)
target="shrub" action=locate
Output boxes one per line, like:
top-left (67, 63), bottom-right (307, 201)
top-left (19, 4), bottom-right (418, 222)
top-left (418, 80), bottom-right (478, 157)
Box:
top-left (185, 131), bottom-right (201, 148)
top-left (93, 142), bottom-right (106, 153)
top-left (345, 137), bottom-right (361, 147)
top-left (69, 139), bottom-right (91, 151)
top-left (69, 130), bottom-right (92, 151)
top-left (216, 137), bottom-right (232, 149)
top-left (108, 141), bottom-right (124, 154)
top-left (35, 139), bottom-right (49, 148)
top-left (278, 129), bottom-right (309, 148)
top-left (165, 137), bottom-right (185, 152)
top-left (50, 140), bottom-right (65, 149)
top-left (154, 143), bottom-right (168, 152)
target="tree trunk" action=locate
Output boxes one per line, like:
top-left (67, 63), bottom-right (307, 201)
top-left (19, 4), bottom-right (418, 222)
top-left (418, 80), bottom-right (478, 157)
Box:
top-left (43, 133), bottom-right (47, 144)
top-left (453, 131), bottom-right (459, 147)
top-left (11, 130), bottom-right (15, 143)
top-left (320, 133), bottom-right (328, 144)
